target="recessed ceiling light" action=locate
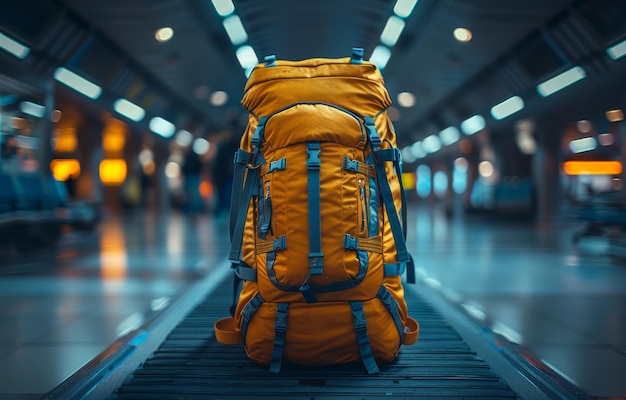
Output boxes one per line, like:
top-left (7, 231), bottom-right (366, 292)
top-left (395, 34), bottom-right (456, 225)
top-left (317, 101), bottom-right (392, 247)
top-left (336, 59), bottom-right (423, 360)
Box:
top-left (155, 27), bottom-right (174, 42)
top-left (397, 92), bottom-right (416, 107)
top-left (453, 27), bottom-right (472, 42)
top-left (210, 91), bottom-right (228, 106)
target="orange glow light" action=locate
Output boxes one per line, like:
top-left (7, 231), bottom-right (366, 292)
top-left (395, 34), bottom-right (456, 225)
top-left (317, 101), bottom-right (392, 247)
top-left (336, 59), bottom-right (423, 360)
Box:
top-left (99, 159), bottom-right (127, 185)
top-left (562, 160), bottom-right (622, 175)
top-left (50, 159), bottom-right (81, 181)
top-left (53, 127), bottom-right (78, 153)
top-left (199, 180), bottom-right (214, 198)
top-left (402, 172), bottom-right (417, 190)
top-left (102, 120), bottom-right (127, 156)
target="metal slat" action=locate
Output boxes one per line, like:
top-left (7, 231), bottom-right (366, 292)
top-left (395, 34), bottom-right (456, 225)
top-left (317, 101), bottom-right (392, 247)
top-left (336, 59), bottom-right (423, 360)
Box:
top-left (110, 280), bottom-right (519, 399)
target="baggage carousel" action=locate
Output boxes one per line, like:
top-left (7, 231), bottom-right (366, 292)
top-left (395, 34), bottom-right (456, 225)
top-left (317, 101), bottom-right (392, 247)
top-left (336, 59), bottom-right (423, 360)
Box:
top-left (45, 262), bottom-right (591, 400)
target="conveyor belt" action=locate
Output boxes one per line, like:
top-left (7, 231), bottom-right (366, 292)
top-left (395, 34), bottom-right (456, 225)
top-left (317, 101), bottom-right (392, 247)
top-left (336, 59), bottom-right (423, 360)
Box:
top-left (109, 280), bottom-right (522, 399)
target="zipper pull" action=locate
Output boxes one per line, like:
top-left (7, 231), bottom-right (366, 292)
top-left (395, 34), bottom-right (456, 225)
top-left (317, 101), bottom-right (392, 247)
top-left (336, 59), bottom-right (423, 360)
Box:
top-left (359, 179), bottom-right (366, 233)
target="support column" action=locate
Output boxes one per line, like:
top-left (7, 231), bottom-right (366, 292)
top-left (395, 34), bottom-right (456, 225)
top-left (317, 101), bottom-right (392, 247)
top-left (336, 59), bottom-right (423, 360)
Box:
top-left (532, 119), bottom-right (562, 223)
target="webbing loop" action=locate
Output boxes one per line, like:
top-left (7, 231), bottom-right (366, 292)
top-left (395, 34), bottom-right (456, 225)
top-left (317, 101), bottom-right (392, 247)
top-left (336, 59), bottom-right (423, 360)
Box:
top-left (269, 303), bottom-right (289, 373)
top-left (342, 156), bottom-right (376, 178)
top-left (240, 293), bottom-right (264, 343)
top-left (255, 235), bottom-right (287, 254)
top-left (264, 55), bottom-right (277, 67)
top-left (377, 286), bottom-right (404, 343)
top-left (351, 47), bottom-right (364, 64)
top-left (350, 301), bottom-right (379, 374)
top-left (343, 234), bottom-right (383, 253)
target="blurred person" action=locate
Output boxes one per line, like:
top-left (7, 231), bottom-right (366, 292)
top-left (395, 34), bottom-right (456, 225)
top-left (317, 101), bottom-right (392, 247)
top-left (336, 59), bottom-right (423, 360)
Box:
top-left (212, 127), bottom-right (240, 220)
top-left (182, 147), bottom-right (204, 214)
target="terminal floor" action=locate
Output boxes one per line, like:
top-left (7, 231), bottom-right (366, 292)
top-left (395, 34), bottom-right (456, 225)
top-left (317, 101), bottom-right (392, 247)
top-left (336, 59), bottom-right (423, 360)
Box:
top-left (0, 204), bottom-right (625, 399)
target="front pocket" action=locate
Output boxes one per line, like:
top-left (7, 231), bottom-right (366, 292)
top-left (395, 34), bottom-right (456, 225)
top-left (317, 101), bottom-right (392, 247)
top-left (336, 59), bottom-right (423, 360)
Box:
top-left (244, 298), bottom-right (402, 366)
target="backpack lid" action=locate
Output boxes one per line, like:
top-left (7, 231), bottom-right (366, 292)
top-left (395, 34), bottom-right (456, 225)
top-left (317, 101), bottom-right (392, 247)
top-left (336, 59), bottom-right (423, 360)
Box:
top-left (241, 56), bottom-right (391, 116)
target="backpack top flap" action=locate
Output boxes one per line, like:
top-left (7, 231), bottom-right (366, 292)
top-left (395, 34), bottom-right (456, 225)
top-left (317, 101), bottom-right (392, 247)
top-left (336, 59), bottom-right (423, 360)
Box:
top-left (241, 56), bottom-right (391, 117)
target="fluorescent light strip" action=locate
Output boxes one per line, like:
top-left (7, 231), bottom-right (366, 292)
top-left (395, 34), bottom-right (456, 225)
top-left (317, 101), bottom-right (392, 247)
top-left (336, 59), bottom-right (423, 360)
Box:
top-left (114, 98), bottom-right (145, 122)
top-left (394, 0), bottom-right (419, 18)
top-left (380, 16), bottom-right (406, 47)
top-left (422, 134), bottom-right (442, 153)
top-left (607, 39), bottom-right (626, 60)
top-left (460, 114), bottom-right (485, 135)
top-left (19, 101), bottom-right (46, 118)
top-left (0, 31), bottom-right (30, 59)
top-left (439, 126), bottom-right (460, 145)
top-left (223, 14), bottom-right (248, 46)
top-left (491, 95), bottom-right (524, 120)
top-left (562, 160), bottom-right (622, 175)
top-left (569, 137), bottom-right (597, 153)
top-left (537, 66), bottom-right (586, 97)
top-left (149, 116), bottom-right (176, 138)
top-left (369, 45), bottom-right (391, 70)
top-left (410, 141), bottom-right (426, 159)
top-left (211, 0), bottom-right (235, 16)
top-left (236, 45), bottom-right (258, 70)
top-left (53, 67), bottom-right (102, 100)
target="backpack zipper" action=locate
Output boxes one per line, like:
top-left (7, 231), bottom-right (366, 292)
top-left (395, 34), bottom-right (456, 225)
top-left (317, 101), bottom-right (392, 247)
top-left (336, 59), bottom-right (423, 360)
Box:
top-left (358, 178), bottom-right (366, 233)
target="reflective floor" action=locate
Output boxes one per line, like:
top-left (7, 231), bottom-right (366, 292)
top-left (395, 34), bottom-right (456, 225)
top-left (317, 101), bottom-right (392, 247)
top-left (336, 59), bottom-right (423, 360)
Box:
top-left (0, 203), bottom-right (625, 399)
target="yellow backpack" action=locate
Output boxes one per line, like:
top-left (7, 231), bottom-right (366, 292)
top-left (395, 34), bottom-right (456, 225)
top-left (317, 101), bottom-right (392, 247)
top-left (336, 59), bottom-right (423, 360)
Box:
top-left (215, 48), bottom-right (419, 374)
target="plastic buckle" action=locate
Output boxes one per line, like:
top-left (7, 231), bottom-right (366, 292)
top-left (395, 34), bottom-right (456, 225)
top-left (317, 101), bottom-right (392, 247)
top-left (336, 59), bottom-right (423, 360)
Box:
top-left (306, 147), bottom-right (321, 170)
top-left (343, 234), bottom-right (358, 250)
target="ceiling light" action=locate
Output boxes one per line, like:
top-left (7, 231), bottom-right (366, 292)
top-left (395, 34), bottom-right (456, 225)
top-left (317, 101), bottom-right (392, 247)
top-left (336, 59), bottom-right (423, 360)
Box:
top-left (236, 45), bottom-right (258, 70)
top-left (211, 0), bottom-right (235, 16)
top-left (537, 66), bottom-right (586, 97)
top-left (192, 137), bottom-right (211, 155)
top-left (175, 130), bottom-right (193, 147)
top-left (155, 27), bottom-right (174, 42)
top-left (439, 126), bottom-right (460, 145)
top-left (454, 157), bottom-right (468, 172)
top-left (380, 16), bottom-right (406, 47)
top-left (410, 141), bottom-right (426, 159)
top-left (576, 119), bottom-right (593, 134)
top-left (223, 15), bottom-right (248, 46)
top-left (569, 137), bottom-right (597, 153)
top-left (19, 101), bottom-right (45, 118)
top-left (51, 109), bottom-right (62, 122)
top-left (460, 114), bottom-right (485, 135)
top-left (491, 95), bottom-right (524, 120)
top-left (453, 28), bottom-right (472, 42)
top-left (598, 133), bottom-right (614, 146)
top-left (401, 147), bottom-right (416, 163)
top-left (397, 92), bottom-right (416, 107)
top-left (53, 67), bottom-right (102, 100)
top-left (0, 31), bottom-right (30, 59)
top-left (606, 109), bottom-right (624, 122)
top-left (210, 90), bottom-right (228, 106)
top-left (113, 98), bottom-right (145, 122)
top-left (478, 160), bottom-right (494, 178)
top-left (149, 116), bottom-right (176, 138)
top-left (422, 134), bottom-right (442, 153)
top-left (607, 38), bottom-right (626, 60)
top-left (393, 0), bottom-right (419, 18)
top-left (369, 45), bottom-right (391, 70)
